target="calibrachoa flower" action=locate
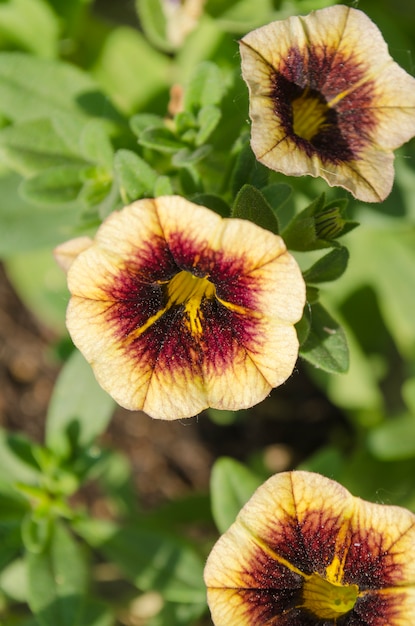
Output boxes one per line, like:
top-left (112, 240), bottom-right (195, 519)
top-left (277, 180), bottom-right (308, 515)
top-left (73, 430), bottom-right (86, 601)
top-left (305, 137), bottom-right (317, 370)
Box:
top-left (58, 196), bottom-right (305, 420)
top-left (239, 5), bottom-right (415, 203)
top-left (162, 0), bottom-right (205, 48)
top-left (204, 471), bottom-right (415, 625)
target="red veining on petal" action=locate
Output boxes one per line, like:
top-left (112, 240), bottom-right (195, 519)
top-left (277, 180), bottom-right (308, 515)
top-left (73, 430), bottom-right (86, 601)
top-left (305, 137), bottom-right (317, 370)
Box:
top-left (258, 508), bottom-right (346, 578)
top-left (342, 525), bottom-right (409, 590)
top-left (272, 45), bottom-right (377, 163)
top-left (101, 231), bottom-right (266, 376)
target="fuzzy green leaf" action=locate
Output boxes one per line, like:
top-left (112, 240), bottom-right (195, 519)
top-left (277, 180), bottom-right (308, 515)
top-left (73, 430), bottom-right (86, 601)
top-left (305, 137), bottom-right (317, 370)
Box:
top-left (0, 118), bottom-right (87, 176)
top-left (0, 52), bottom-right (123, 126)
top-left (114, 149), bottom-right (158, 202)
top-left (75, 519), bottom-right (206, 603)
top-left (20, 165), bottom-right (87, 205)
top-left (196, 105), bottom-right (221, 145)
top-left (27, 521), bottom-right (88, 626)
top-left (210, 457), bottom-right (263, 533)
top-left (183, 62), bottom-right (223, 113)
top-left (368, 414), bottom-right (415, 461)
top-left (46, 350), bottom-right (115, 460)
top-left (300, 303), bottom-right (349, 374)
top-left (0, 0), bottom-right (59, 58)
top-left (139, 127), bottom-right (186, 153)
top-left (303, 246), bottom-right (350, 284)
top-left (135, 0), bottom-right (170, 52)
top-left (232, 184), bottom-right (279, 234)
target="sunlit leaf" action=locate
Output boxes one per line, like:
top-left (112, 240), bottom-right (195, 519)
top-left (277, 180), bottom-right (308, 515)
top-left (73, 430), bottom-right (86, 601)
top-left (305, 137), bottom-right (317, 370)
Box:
top-left (27, 521), bottom-right (88, 626)
top-left (75, 519), bottom-right (206, 603)
top-left (210, 457), bottom-right (263, 533)
top-left (232, 184), bottom-right (279, 234)
top-left (300, 302), bottom-right (349, 374)
top-left (46, 350), bottom-right (115, 459)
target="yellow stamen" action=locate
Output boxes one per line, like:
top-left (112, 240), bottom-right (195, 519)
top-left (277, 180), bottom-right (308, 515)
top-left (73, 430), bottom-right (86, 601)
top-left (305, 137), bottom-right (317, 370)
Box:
top-left (302, 572), bottom-right (358, 620)
top-left (292, 92), bottom-right (330, 141)
top-left (167, 270), bottom-right (216, 335)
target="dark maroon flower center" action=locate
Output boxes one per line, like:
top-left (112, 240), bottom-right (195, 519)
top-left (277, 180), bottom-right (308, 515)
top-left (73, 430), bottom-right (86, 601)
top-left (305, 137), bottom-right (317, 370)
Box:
top-left (271, 46), bottom-right (376, 163)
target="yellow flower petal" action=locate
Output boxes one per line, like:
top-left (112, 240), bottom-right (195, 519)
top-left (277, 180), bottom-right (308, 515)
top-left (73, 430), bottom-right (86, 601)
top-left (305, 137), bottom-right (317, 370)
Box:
top-left (205, 471), bottom-right (415, 625)
top-left (65, 196), bottom-right (305, 420)
top-left (239, 5), bottom-right (415, 202)
top-left (54, 236), bottom-right (93, 272)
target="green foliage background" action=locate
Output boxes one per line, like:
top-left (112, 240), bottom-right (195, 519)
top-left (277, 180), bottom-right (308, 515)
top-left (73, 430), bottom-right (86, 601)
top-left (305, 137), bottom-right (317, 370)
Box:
top-left (0, 0), bottom-right (415, 624)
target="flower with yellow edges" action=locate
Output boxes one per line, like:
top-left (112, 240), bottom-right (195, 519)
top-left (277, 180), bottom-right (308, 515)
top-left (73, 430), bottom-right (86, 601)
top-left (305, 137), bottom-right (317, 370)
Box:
top-left (239, 5), bottom-right (415, 202)
top-left (56, 196), bottom-right (305, 420)
top-left (204, 471), bottom-right (415, 625)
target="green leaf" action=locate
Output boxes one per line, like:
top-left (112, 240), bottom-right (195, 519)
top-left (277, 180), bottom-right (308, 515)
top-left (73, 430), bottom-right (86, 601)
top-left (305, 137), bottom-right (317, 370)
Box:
top-left (0, 173), bottom-right (81, 256)
top-left (0, 559), bottom-right (28, 603)
top-left (171, 145), bottom-right (211, 167)
top-left (300, 302), bottom-right (349, 374)
top-left (262, 183), bottom-right (292, 214)
top-left (114, 149), bottom-right (158, 202)
top-left (94, 26), bottom-right (170, 115)
top-left (77, 599), bottom-right (115, 626)
top-left (0, 0), bottom-right (59, 59)
top-left (230, 136), bottom-right (268, 197)
top-left (303, 247), bottom-right (350, 284)
top-left (80, 121), bottom-right (114, 168)
top-left (4, 249), bottom-right (69, 333)
top-left (232, 184), bottom-right (279, 234)
top-left (0, 52), bottom-right (123, 126)
top-left (403, 378), bottom-right (415, 414)
top-left (21, 513), bottom-right (54, 555)
top-left (130, 114), bottom-right (165, 139)
top-left (191, 193), bottom-right (230, 217)
top-left (20, 165), bottom-right (87, 205)
top-left (75, 519), bottom-right (206, 603)
top-left (210, 457), bottom-right (263, 533)
top-left (46, 350), bottom-right (115, 459)
top-left (196, 105), bottom-right (221, 145)
top-left (348, 227), bottom-right (415, 359)
top-left (183, 62), bottom-right (223, 113)
top-left (148, 600), bottom-right (206, 626)
top-left (27, 521), bottom-right (88, 626)
top-left (154, 175), bottom-right (173, 196)
top-left (0, 428), bottom-right (40, 484)
top-left (139, 127), bottom-right (186, 153)
top-left (295, 303), bottom-right (311, 347)
top-left (0, 118), bottom-right (87, 177)
top-left (368, 414), bottom-right (415, 460)
top-left (135, 0), bottom-right (170, 52)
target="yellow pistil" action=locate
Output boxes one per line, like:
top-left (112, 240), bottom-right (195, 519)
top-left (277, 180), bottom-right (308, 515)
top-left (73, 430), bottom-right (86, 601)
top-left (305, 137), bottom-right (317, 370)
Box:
top-left (302, 572), bottom-right (359, 620)
top-left (292, 92), bottom-right (330, 141)
top-left (167, 270), bottom-right (216, 335)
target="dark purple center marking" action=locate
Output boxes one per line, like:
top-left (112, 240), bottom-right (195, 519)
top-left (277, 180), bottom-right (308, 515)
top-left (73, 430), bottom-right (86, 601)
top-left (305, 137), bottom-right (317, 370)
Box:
top-left (272, 46), bottom-right (376, 163)
top-left (102, 231), bottom-right (264, 375)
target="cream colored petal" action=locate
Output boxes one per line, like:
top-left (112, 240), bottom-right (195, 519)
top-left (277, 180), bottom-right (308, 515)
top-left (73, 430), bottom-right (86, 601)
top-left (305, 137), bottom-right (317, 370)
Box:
top-left (65, 197), bottom-right (305, 419)
top-left (238, 472), bottom-right (354, 573)
top-left (141, 360), bottom-right (208, 420)
top-left (344, 498), bottom-right (415, 587)
top-left (370, 66), bottom-right (415, 148)
top-left (215, 218), bottom-right (305, 323)
top-left (301, 6), bottom-right (389, 75)
top-left (54, 236), bottom-right (93, 273)
top-left (94, 198), bottom-right (164, 258)
top-left (67, 245), bottom-right (124, 301)
top-left (206, 471), bottom-right (355, 592)
top-left (155, 195), bottom-right (223, 259)
top-left (240, 13), bottom-right (307, 71)
top-left (202, 322), bottom-right (298, 410)
top-left (66, 297), bottom-right (154, 411)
